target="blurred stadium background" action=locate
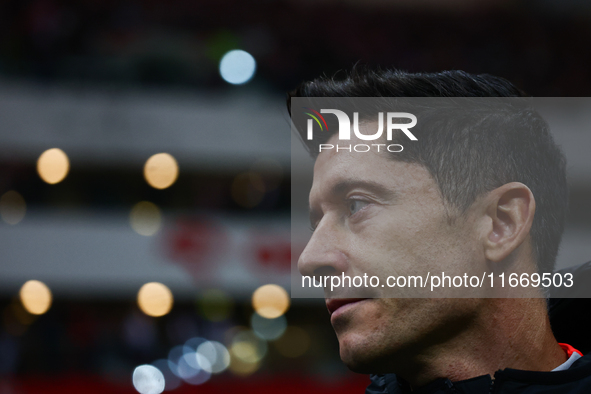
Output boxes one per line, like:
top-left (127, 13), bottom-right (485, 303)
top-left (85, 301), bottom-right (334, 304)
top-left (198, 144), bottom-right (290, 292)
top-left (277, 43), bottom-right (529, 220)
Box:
top-left (1, 1), bottom-right (591, 393)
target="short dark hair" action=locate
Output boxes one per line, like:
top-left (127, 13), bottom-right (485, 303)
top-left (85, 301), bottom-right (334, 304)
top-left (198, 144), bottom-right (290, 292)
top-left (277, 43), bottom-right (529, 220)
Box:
top-left (287, 68), bottom-right (568, 274)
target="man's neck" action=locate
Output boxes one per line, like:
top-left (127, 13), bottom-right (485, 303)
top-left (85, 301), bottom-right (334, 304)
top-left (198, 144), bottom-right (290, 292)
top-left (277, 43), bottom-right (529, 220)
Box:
top-left (398, 298), bottom-right (567, 389)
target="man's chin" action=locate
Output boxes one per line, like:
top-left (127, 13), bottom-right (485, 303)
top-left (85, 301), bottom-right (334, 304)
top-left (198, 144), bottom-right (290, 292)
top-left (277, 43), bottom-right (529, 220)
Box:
top-left (339, 348), bottom-right (389, 374)
top-left (338, 337), bottom-right (393, 375)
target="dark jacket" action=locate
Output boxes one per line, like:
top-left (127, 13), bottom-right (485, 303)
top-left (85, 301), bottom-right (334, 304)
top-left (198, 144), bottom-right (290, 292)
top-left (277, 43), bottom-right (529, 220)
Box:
top-left (365, 353), bottom-right (591, 393)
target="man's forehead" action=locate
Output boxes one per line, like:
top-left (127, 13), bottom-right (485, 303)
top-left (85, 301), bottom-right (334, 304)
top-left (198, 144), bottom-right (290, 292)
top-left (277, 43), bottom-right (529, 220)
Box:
top-left (310, 137), bottom-right (388, 194)
top-left (310, 141), bottom-right (413, 202)
top-left (308, 132), bottom-right (440, 204)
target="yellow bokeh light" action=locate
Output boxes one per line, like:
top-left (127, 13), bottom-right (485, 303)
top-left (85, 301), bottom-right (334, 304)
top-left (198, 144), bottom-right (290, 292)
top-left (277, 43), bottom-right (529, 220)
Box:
top-left (232, 341), bottom-right (258, 363)
top-left (252, 284), bottom-right (290, 319)
top-left (227, 329), bottom-right (266, 376)
top-left (0, 190), bottom-right (26, 225)
top-left (130, 201), bottom-right (162, 236)
top-left (137, 282), bottom-right (173, 317)
top-left (273, 326), bottom-right (310, 358)
top-left (230, 330), bottom-right (267, 361)
top-left (228, 354), bottom-right (261, 376)
top-left (19, 280), bottom-right (52, 315)
top-left (37, 148), bottom-right (70, 184)
top-left (143, 153), bottom-right (179, 190)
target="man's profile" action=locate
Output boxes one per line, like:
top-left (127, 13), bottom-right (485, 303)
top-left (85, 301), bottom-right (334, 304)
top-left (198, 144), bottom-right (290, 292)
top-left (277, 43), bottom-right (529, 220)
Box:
top-left (288, 69), bottom-right (591, 393)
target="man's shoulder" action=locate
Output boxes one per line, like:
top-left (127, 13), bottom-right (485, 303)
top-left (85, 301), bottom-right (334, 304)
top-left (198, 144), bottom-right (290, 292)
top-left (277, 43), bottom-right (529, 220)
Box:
top-left (492, 352), bottom-right (591, 393)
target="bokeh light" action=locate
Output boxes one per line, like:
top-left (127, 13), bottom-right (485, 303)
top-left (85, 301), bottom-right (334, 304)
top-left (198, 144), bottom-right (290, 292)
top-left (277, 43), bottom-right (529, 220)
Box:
top-left (219, 50), bottom-right (256, 85)
top-left (197, 341), bottom-right (230, 374)
top-left (151, 359), bottom-right (181, 391)
top-left (273, 326), bottom-right (311, 358)
top-left (251, 284), bottom-right (290, 318)
top-left (169, 343), bottom-right (211, 385)
top-left (183, 337), bottom-right (207, 356)
top-left (168, 345), bottom-right (185, 377)
top-left (230, 330), bottom-right (267, 364)
top-left (37, 148), bottom-right (70, 184)
top-left (228, 355), bottom-right (260, 376)
top-left (198, 289), bottom-right (234, 322)
top-left (251, 313), bottom-right (287, 341)
top-left (227, 328), bottom-right (265, 376)
top-left (0, 191), bottom-right (26, 225)
top-left (231, 172), bottom-right (265, 208)
top-left (183, 341), bottom-right (213, 374)
top-left (137, 282), bottom-right (173, 317)
top-left (19, 280), bottom-right (52, 315)
top-left (144, 153), bottom-right (179, 190)
top-left (132, 364), bottom-right (165, 394)
top-left (180, 353), bottom-right (211, 384)
top-left (130, 201), bottom-right (162, 236)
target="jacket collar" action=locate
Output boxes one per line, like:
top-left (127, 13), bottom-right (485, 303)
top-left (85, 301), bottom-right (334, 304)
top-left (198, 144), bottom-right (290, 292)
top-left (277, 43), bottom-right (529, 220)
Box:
top-left (368, 352), bottom-right (591, 394)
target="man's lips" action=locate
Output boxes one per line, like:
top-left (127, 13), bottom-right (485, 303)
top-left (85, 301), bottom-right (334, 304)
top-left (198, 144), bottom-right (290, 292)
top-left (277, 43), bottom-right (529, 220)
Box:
top-left (326, 298), bottom-right (369, 315)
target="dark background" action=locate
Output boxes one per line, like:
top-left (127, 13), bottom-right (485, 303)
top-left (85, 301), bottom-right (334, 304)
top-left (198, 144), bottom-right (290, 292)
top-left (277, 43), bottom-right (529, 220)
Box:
top-left (1, 1), bottom-right (591, 393)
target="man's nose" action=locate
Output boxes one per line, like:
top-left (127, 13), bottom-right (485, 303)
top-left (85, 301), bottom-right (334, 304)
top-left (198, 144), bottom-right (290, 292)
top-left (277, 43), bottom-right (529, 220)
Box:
top-left (297, 218), bottom-right (348, 280)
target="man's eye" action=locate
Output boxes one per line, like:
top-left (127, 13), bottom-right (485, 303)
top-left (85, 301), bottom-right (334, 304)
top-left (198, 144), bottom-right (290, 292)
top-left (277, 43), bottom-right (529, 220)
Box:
top-left (348, 199), bottom-right (369, 215)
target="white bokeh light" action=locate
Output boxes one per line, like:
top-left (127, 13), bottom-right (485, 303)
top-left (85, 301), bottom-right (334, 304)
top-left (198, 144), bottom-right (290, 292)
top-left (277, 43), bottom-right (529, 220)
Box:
top-left (132, 365), bottom-right (165, 394)
top-left (169, 343), bottom-right (212, 386)
top-left (197, 340), bottom-right (230, 373)
top-left (219, 50), bottom-right (256, 85)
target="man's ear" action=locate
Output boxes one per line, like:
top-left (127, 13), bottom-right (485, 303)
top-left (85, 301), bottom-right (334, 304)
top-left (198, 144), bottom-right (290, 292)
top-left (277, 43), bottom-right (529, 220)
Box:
top-left (482, 182), bottom-right (536, 263)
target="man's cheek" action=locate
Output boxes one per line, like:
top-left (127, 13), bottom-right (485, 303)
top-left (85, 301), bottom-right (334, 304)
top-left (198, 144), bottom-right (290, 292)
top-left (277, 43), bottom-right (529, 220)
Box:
top-left (350, 225), bottom-right (404, 262)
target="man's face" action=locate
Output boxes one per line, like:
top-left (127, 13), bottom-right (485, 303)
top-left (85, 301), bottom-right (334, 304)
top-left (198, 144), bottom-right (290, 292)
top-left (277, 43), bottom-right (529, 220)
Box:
top-left (298, 132), bottom-right (486, 373)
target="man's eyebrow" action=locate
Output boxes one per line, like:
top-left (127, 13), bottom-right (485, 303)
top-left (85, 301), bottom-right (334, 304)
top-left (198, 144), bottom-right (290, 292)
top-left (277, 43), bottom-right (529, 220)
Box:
top-left (329, 179), bottom-right (397, 200)
top-left (308, 179), bottom-right (397, 228)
